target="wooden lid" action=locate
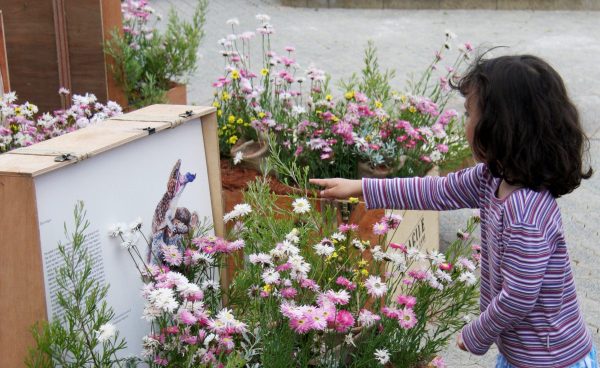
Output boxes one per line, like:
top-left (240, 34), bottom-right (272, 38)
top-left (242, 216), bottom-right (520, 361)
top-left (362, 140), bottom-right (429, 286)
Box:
top-left (0, 104), bottom-right (216, 177)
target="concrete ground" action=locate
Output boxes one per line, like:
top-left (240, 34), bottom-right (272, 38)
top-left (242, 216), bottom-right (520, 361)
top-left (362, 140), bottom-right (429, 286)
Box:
top-left (156, 0), bottom-right (599, 365)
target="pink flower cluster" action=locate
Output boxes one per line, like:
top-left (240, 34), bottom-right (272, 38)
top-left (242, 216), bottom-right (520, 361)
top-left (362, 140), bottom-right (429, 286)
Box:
top-left (0, 91), bottom-right (121, 153)
top-left (141, 269), bottom-right (247, 365)
top-left (281, 299), bottom-right (355, 334)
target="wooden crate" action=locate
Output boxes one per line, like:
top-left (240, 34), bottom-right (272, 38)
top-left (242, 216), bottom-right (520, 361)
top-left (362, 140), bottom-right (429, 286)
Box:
top-left (0, 104), bottom-right (222, 366)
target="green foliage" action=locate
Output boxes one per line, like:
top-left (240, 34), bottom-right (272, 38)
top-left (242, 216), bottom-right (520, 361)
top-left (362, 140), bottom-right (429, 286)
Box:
top-left (25, 202), bottom-right (128, 368)
top-left (104, 0), bottom-right (207, 109)
top-left (226, 183), bottom-right (481, 367)
top-left (339, 40), bottom-right (396, 104)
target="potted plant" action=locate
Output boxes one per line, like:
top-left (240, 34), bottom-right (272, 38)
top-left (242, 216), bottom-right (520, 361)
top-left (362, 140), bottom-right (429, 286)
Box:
top-left (212, 15), bottom-right (473, 182)
top-left (104, 0), bottom-right (208, 110)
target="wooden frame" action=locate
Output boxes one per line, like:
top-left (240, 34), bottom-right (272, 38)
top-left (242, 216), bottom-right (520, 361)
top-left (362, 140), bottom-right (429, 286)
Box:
top-left (0, 104), bottom-right (221, 366)
top-left (0, 0), bottom-right (126, 111)
top-left (0, 11), bottom-right (9, 94)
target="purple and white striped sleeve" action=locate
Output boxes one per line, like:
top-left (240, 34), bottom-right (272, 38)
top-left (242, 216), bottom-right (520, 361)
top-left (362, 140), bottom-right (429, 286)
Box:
top-left (361, 163), bottom-right (485, 210)
top-left (461, 221), bottom-right (552, 355)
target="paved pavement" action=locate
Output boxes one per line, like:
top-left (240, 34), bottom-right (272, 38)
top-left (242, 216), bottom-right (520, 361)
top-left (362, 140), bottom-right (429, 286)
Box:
top-left (156, 0), bottom-right (599, 365)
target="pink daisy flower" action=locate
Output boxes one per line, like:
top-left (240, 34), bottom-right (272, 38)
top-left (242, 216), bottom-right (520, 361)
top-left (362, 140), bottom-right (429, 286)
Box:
top-left (178, 310), bottom-right (197, 325)
top-left (430, 356), bottom-right (447, 368)
top-left (290, 317), bottom-right (312, 334)
top-left (396, 294), bottom-right (417, 308)
top-left (307, 309), bottom-right (328, 330)
top-left (358, 309), bottom-right (381, 327)
top-left (372, 222), bottom-right (389, 236)
top-left (336, 276), bottom-right (357, 291)
top-left (397, 308), bottom-right (417, 329)
top-left (389, 242), bottom-right (407, 253)
top-left (324, 289), bottom-right (350, 305)
top-left (161, 245), bottom-right (183, 266)
top-left (280, 287), bottom-right (298, 299)
top-left (332, 310), bottom-right (355, 333)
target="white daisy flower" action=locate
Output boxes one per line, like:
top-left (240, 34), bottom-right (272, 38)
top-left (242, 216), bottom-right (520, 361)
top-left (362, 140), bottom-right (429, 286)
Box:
top-left (313, 243), bottom-right (335, 257)
top-left (331, 232), bottom-right (346, 242)
top-left (364, 276), bottom-right (387, 297)
top-left (226, 18), bottom-right (239, 26)
top-left (374, 348), bottom-right (390, 365)
top-left (233, 151), bottom-right (243, 165)
top-left (459, 272), bottom-right (477, 286)
top-left (96, 323), bottom-right (116, 342)
top-left (261, 268), bottom-right (280, 284)
top-left (292, 197), bottom-right (311, 214)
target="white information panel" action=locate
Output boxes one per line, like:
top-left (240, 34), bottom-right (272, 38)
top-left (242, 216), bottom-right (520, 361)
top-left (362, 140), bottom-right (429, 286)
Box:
top-left (34, 118), bottom-right (214, 357)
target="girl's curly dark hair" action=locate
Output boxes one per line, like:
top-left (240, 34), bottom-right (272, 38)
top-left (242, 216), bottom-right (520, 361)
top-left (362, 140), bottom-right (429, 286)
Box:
top-left (452, 54), bottom-right (593, 198)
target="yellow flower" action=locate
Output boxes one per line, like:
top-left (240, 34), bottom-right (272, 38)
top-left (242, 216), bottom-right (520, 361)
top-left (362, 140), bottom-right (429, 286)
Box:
top-left (400, 95), bottom-right (407, 103)
top-left (231, 69), bottom-right (240, 79)
top-left (375, 100), bottom-right (383, 109)
top-left (217, 110), bottom-right (222, 117)
top-left (244, 122), bottom-right (250, 127)
top-left (261, 68), bottom-right (269, 76)
top-left (409, 106), bottom-right (417, 113)
top-left (14, 106), bottom-right (21, 115)
top-left (358, 260), bottom-right (368, 268)
top-left (228, 135), bottom-right (239, 145)
top-left (344, 91), bottom-right (355, 100)
top-left (221, 91), bottom-right (230, 101)
top-left (228, 115), bottom-right (236, 124)
top-left (338, 245), bottom-right (346, 252)
top-left (212, 101), bottom-right (220, 108)
top-left (332, 239), bottom-right (338, 244)
top-left (325, 94), bottom-right (333, 101)
top-left (360, 269), bottom-right (369, 276)
top-left (236, 118), bottom-right (244, 125)
top-left (263, 284), bottom-right (272, 293)
top-left (332, 251), bottom-right (338, 258)
top-left (258, 112), bottom-right (266, 119)
top-left (331, 115), bottom-right (339, 122)
top-left (348, 197), bottom-right (359, 204)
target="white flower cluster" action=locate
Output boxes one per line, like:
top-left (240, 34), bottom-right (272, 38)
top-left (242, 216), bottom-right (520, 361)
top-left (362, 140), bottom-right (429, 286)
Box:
top-left (224, 203), bottom-right (252, 222)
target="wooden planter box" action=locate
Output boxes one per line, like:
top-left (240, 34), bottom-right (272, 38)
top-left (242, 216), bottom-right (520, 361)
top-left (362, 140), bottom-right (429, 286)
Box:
top-left (0, 104), bottom-right (221, 366)
top-left (166, 82), bottom-right (187, 105)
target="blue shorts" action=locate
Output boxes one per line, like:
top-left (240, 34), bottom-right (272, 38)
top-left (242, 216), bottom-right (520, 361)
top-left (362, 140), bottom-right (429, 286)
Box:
top-left (496, 346), bottom-right (597, 368)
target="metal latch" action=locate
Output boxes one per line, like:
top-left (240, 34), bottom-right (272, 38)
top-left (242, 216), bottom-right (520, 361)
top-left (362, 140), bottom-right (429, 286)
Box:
top-left (143, 127), bottom-right (156, 135)
top-left (179, 110), bottom-right (193, 118)
top-left (54, 153), bottom-right (77, 162)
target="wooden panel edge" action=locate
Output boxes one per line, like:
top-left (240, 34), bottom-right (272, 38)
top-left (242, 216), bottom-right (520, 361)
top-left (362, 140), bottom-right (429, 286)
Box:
top-left (0, 11), bottom-right (10, 93)
top-left (0, 175), bottom-right (47, 367)
top-left (202, 112), bottom-right (224, 237)
top-left (101, 0), bottom-right (128, 108)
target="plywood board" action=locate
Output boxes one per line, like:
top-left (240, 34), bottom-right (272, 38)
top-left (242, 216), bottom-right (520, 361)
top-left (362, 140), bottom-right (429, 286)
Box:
top-left (112, 104), bottom-right (216, 123)
top-left (0, 153), bottom-right (72, 176)
top-left (10, 125), bottom-right (146, 160)
top-left (0, 175), bottom-right (46, 367)
top-left (99, 119), bottom-right (172, 133)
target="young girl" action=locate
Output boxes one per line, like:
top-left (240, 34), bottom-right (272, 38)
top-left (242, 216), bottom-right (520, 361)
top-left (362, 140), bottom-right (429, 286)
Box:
top-left (310, 55), bottom-right (597, 367)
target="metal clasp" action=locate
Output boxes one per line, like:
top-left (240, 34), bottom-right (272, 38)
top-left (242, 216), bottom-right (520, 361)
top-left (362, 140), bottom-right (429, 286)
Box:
top-left (54, 153), bottom-right (76, 162)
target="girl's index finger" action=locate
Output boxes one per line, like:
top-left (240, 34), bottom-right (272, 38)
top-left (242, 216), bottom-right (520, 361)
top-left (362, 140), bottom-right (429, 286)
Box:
top-left (309, 178), bottom-right (327, 186)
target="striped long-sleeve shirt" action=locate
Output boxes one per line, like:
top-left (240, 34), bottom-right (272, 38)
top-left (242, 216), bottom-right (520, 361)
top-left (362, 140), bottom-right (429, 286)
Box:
top-left (362, 163), bottom-right (593, 368)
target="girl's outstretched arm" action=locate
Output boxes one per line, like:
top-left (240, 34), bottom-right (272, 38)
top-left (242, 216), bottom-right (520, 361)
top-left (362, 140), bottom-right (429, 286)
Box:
top-left (361, 163), bottom-right (485, 211)
top-left (309, 178), bottom-right (362, 199)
